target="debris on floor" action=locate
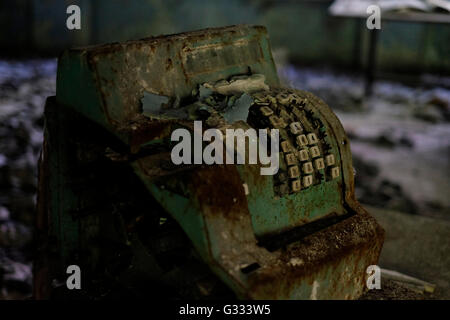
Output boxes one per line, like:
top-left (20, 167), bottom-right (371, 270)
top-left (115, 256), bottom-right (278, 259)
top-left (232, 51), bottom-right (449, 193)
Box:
top-left (0, 59), bottom-right (56, 300)
top-left (360, 279), bottom-right (430, 300)
top-left (381, 268), bottom-right (436, 294)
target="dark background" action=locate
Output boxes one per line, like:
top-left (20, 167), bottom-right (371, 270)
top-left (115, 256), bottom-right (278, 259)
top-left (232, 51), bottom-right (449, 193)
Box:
top-left (1, 0), bottom-right (450, 75)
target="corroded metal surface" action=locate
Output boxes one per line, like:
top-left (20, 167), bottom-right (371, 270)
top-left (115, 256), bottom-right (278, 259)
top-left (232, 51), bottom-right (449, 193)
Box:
top-left (56, 25), bottom-right (279, 142)
top-left (36, 25), bottom-right (384, 300)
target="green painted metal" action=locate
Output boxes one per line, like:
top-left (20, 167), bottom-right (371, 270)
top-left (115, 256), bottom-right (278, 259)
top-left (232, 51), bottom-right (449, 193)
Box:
top-left (239, 166), bottom-right (344, 237)
top-left (56, 25), bottom-right (279, 145)
top-left (237, 94), bottom-right (346, 237)
top-left (37, 25), bottom-right (384, 299)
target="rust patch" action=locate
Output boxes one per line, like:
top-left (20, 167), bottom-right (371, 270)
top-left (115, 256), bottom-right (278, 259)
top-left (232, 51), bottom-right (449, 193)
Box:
top-left (189, 165), bottom-right (247, 220)
top-left (136, 152), bottom-right (199, 180)
top-left (77, 25), bottom-right (265, 61)
top-left (246, 210), bottom-right (385, 298)
top-left (165, 58), bottom-right (173, 71)
top-left (117, 116), bottom-right (193, 152)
